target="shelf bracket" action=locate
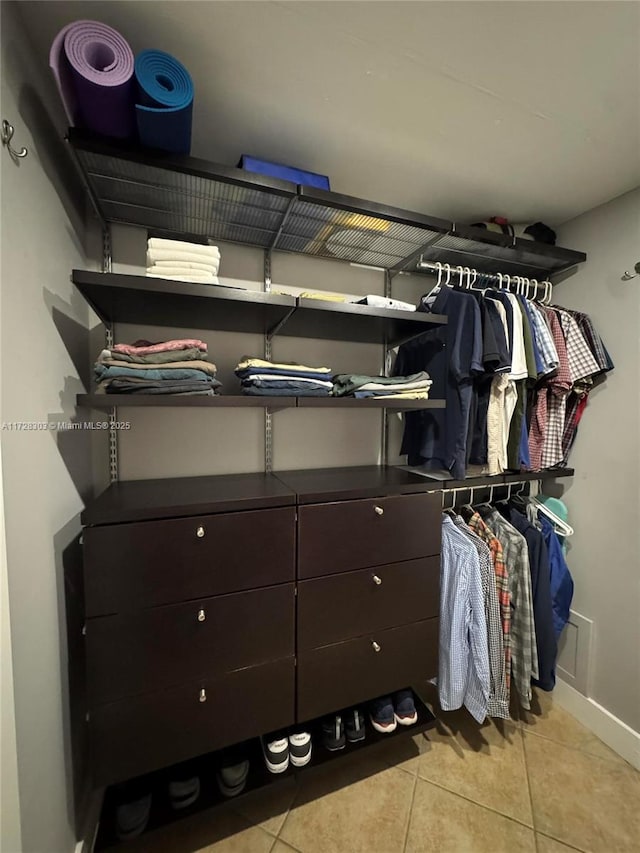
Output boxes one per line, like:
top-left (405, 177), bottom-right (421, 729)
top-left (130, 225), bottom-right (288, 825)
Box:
top-left (388, 231), bottom-right (449, 280)
top-left (266, 306), bottom-right (296, 341)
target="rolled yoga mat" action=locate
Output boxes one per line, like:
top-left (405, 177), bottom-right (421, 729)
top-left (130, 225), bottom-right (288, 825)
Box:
top-left (135, 50), bottom-right (194, 155)
top-left (49, 20), bottom-right (135, 139)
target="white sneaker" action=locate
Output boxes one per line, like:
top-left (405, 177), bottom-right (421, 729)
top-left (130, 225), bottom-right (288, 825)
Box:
top-left (288, 731), bottom-right (312, 767)
top-left (261, 733), bottom-right (290, 773)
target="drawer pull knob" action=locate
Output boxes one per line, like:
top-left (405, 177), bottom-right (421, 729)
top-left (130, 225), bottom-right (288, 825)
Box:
top-left (199, 688), bottom-right (207, 703)
top-left (374, 506), bottom-right (384, 516)
top-left (196, 526), bottom-right (205, 538)
top-left (372, 575), bottom-right (382, 586)
top-left (372, 641), bottom-right (381, 652)
top-left (197, 609), bottom-right (206, 622)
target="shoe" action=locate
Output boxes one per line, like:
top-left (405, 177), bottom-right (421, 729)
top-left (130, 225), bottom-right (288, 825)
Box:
top-left (345, 708), bottom-right (366, 743)
top-left (216, 759), bottom-right (250, 797)
top-left (115, 793), bottom-right (151, 841)
top-left (369, 695), bottom-right (397, 734)
top-left (288, 731), bottom-right (312, 767)
top-left (261, 732), bottom-right (289, 773)
top-left (393, 689), bottom-right (418, 726)
top-left (321, 714), bottom-right (346, 751)
top-left (168, 775), bottom-right (200, 810)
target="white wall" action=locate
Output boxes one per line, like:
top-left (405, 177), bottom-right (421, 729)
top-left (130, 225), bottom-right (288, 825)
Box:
top-left (556, 187), bottom-right (640, 732)
top-left (1, 3), bottom-right (97, 850)
top-left (109, 224), bottom-right (424, 479)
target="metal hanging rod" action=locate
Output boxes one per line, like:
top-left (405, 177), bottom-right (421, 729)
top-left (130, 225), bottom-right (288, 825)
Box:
top-left (417, 259), bottom-right (553, 304)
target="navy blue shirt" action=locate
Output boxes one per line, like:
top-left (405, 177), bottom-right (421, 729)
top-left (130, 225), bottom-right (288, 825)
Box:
top-left (395, 287), bottom-right (482, 479)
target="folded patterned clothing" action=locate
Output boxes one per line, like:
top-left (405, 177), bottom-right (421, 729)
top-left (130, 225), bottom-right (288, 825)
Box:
top-left (353, 390), bottom-right (430, 399)
top-left (242, 386), bottom-right (331, 397)
top-left (236, 357), bottom-right (332, 376)
top-left (98, 347), bottom-right (205, 365)
top-left (98, 357), bottom-right (218, 376)
top-left (242, 375), bottom-right (333, 391)
top-left (332, 372), bottom-right (432, 397)
top-left (101, 378), bottom-right (220, 395)
top-left (111, 339), bottom-right (207, 357)
top-left (95, 364), bottom-right (213, 383)
top-left (237, 367), bottom-right (335, 383)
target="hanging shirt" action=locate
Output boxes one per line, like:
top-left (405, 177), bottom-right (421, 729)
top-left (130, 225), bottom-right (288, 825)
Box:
top-left (451, 515), bottom-right (509, 719)
top-left (504, 293), bottom-right (528, 380)
top-left (556, 309), bottom-right (600, 384)
top-left (477, 508), bottom-right (538, 710)
top-left (528, 302), bottom-right (559, 376)
top-left (537, 308), bottom-right (573, 469)
top-left (503, 507), bottom-right (557, 692)
top-left (537, 515), bottom-right (574, 638)
top-left (463, 509), bottom-right (511, 691)
top-left (438, 516), bottom-right (490, 723)
top-left (395, 288), bottom-right (483, 479)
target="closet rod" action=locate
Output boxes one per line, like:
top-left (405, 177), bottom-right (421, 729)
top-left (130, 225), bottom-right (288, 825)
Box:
top-left (417, 259), bottom-right (553, 302)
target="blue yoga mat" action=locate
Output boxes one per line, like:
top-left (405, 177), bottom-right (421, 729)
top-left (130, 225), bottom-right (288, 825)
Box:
top-left (135, 49), bottom-right (193, 154)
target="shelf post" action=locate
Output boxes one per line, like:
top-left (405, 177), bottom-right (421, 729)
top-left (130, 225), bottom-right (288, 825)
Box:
top-left (103, 226), bottom-right (118, 482)
top-left (264, 249), bottom-right (273, 472)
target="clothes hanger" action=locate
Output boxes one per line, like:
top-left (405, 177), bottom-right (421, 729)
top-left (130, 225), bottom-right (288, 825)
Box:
top-left (423, 261), bottom-right (444, 303)
top-left (531, 491), bottom-right (574, 536)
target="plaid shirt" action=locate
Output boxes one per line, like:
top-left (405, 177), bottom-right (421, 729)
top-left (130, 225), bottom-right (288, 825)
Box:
top-left (528, 302), bottom-right (559, 376)
top-left (465, 510), bottom-right (511, 691)
top-left (452, 515), bottom-right (509, 719)
top-left (479, 509), bottom-right (539, 710)
top-left (558, 309), bottom-right (613, 375)
top-left (556, 309), bottom-right (600, 384)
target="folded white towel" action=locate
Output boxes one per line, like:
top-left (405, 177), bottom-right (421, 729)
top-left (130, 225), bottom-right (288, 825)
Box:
top-left (146, 271), bottom-right (220, 284)
top-left (150, 258), bottom-right (221, 273)
top-left (147, 238), bottom-right (221, 258)
top-left (147, 248), bottom-right (221, 267)
top-left (147, 263), bottom-right (219, 278)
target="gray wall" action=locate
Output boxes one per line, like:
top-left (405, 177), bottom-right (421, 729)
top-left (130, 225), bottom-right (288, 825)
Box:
top-left (556, 187), bottom-right (640, 732)
top-left (1, 3), bottom-right (97, 850)
top-left (108, 224), bottom-right (425, 478)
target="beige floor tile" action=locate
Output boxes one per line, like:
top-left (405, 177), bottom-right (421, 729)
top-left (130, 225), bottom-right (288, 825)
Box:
top-left (279, 755), bottom-right (414, 853)
top-left (524, 732), bottom-right (640, 852)
top-left (416, 717), bottom-right (533, 826)
top-left (271, 842), bottom-right (302, 853)
top-left (121, 807), bottom-right (274, 853)
top-left (536, 833), bottom-right (585, 852)
top-left (373, 729), bottom-right (430, 776)
top-left (406, 779), bottom-right (536, 853)
top-left (231, 776), bottom-right (298, 836)
top-left (517, 689), bottom-right (629, 767)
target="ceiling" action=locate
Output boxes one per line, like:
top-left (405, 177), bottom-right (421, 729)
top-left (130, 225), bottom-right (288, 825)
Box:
top-left (17, 0), bottom-right (640, 226)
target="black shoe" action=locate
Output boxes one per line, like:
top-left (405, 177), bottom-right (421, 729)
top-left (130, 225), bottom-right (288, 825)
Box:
top-left (261, 731), bottom-right (290, 773)
top-left (288, 730), bottom-right (312, 767)
top-left (321, 714), bottom-right (346, 751)
top-left (115, 793), bottom-right (151, 841)
top-left (345, 708), bottom-right (366, 743)
top-left (168, 775), bottom-right (200, 810)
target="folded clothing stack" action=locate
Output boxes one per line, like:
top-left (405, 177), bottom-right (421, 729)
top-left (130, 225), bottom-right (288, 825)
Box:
top-left (146, 237), bottom-right (221, 284)
top-left (235, 357), bottom-right (333, 397)
top-left (332, 372), bottom-right (432, 399)
top-left (95, 338), bottom-right (221, 396)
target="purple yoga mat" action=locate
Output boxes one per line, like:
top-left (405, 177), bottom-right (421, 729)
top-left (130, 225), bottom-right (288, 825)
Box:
top-left (49, 20), bottom-right (135, 139)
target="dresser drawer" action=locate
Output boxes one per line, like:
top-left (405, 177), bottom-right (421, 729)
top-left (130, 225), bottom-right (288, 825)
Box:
top-left (87, 584), bottom-right (294, 706)
top-left (297, 618), bottom-right (438, 722)
top-left (90, 657), bottom-right (295, 786)
top-left (83, 506), bottom-right (295, 616)
top-left (298, 492), bottom-right (441, 579)
top-left (297, 557), bottom-right (439, 650)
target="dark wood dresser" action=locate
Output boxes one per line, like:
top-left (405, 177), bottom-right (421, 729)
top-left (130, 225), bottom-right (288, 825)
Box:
top-left (81, 466), bottom-right (441, 787)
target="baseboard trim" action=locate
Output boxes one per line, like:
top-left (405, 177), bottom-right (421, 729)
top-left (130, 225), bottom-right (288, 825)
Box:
top-left (554, 678), bottom-right (640, 770)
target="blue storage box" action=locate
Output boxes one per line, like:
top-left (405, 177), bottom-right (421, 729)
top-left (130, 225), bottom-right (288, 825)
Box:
top-left (238, 155), bottom-right (330, 190)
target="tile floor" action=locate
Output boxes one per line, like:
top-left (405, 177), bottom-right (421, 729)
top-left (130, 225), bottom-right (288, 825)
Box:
top-left (121, 686), bottom-right (639, 853)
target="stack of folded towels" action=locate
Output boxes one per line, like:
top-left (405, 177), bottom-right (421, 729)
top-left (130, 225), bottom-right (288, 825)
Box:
top-left (332, 372), bottom-right (432, 399)
top-left (235, 357), bottom-right (333, 397)
top-left (94, 338), bottom-right (221, 396)
top-left (146, 237), bottom-right (221, 284)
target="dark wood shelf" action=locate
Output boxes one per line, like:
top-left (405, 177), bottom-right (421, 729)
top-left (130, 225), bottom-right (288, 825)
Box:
top-left (274, 465), bottom-right (445, 504)
top-left (298, 397), bottom-right (445, 409)
top-left (81, 472), bottom-right (296, 526)
top-left (72, 270), bottom-right (296, 333)
top-left (94, 691), bottom-right (436, 850)
top-left (72, 270), bottom-right (446, 344)
top-left (68, 129), bottom-right (585, 279)
top-left (77, 393), bottom-right (298, 410)
top-left (77, 393), bottom-right (446, 411)
top-left (395, 467), bottom-right (575, 491)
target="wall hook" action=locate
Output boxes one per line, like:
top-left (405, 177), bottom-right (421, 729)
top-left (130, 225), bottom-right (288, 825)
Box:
top-left (1, 119), bottom-right (28, 162)
top-left (621, 262), bottom-right (640, 282)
